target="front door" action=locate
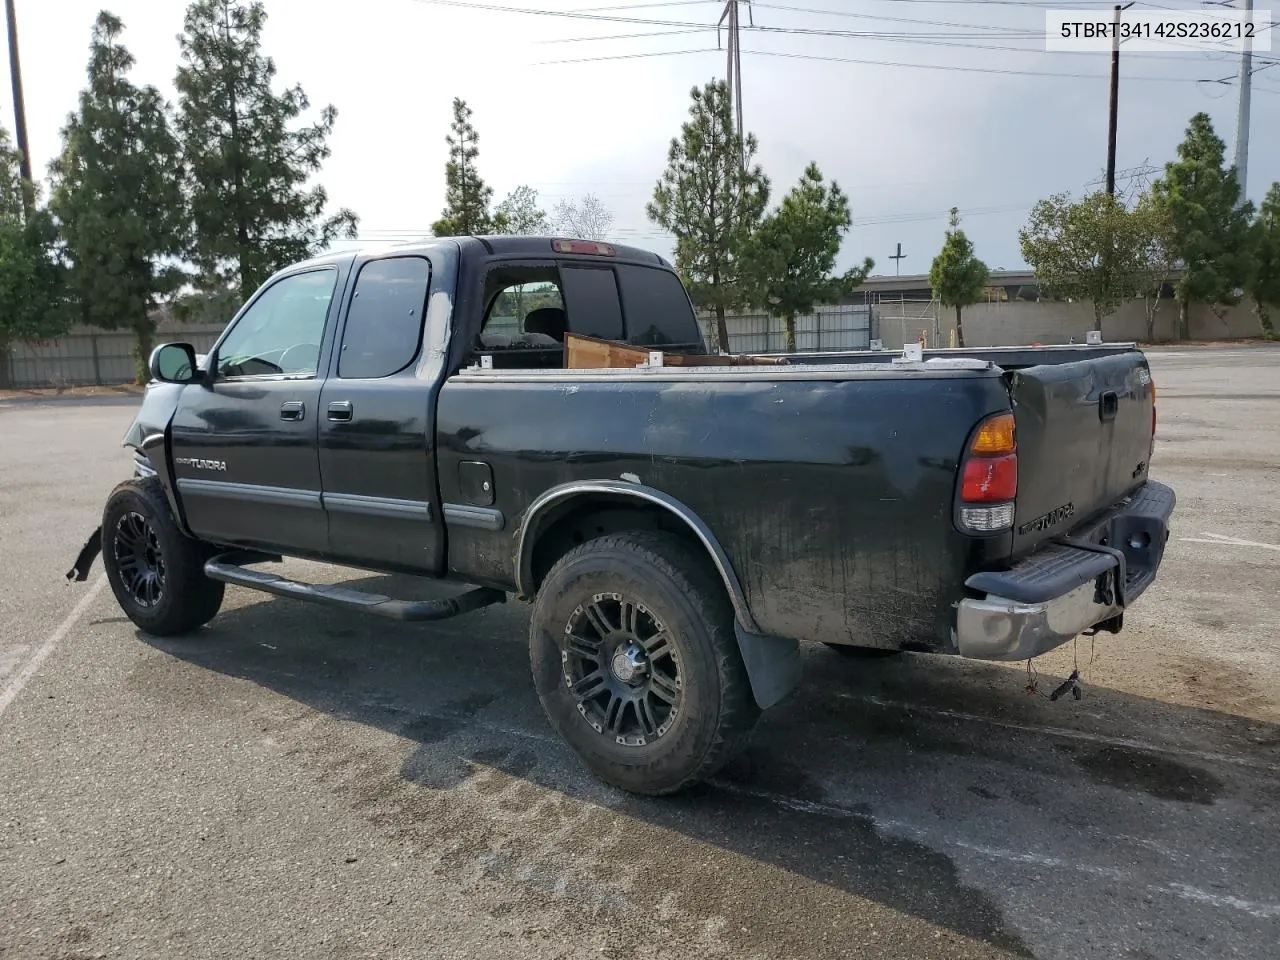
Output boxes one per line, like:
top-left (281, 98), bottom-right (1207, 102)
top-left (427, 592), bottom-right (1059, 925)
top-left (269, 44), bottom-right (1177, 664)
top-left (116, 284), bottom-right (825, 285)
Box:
top-left (169, 264), bottom-right (346, 556)
top-left (317, 254), bottom-right (445, 574)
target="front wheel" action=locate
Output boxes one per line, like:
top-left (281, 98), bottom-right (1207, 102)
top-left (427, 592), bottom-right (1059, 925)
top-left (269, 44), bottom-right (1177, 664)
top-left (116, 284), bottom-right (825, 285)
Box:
top-left (529, 531), bottom-right (760, 796)
top-left (101, 477), bottom-right (224, 636)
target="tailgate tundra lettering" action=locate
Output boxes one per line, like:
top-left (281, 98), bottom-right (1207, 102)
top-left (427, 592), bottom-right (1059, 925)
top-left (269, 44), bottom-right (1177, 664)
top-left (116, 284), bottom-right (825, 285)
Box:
top-left (1018, 502), bottom-right (1076, 535)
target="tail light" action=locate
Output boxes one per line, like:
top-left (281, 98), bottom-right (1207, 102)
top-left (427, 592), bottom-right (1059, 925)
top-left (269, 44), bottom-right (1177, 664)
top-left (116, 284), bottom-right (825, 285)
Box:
top-left (958, 412), bottom-right (1017, 533)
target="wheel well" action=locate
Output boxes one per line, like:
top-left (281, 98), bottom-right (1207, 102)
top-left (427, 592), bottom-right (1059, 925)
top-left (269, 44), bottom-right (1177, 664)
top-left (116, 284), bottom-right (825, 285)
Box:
top-left (527, 496), bottom-right (708, 594)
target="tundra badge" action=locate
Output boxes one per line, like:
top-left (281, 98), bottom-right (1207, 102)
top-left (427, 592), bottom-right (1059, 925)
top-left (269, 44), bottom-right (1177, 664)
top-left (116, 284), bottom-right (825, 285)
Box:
top-left (1017, 502), bottom-right (1075, 535)
top-left (174, 457), bottom-right (227, 472)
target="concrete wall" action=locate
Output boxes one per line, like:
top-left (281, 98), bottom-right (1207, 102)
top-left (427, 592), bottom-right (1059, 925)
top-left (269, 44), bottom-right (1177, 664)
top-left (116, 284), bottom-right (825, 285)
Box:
top-left (872, 298), bottom-right (1266, 350)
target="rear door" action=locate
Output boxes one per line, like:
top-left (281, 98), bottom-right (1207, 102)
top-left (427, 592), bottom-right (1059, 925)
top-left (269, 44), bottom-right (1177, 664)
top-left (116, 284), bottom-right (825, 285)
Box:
top-left (1008, 351), bottom-right (1155, 556)
top-left (170, 265), bottom-right (345, 555)
top-left (317, 254), bottom-right (446, 574)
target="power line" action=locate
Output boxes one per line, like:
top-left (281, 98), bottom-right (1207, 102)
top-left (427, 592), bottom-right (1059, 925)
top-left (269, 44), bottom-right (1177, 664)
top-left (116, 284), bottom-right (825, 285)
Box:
top-left (537, 43), bottom-right (1242, 82)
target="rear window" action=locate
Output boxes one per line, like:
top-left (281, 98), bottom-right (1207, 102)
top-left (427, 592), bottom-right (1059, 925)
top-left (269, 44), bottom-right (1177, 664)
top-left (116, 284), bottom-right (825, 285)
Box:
top-left (560, 266), bottom-right (624, 341)
top-left (617, 265), bottom-right (702, 348)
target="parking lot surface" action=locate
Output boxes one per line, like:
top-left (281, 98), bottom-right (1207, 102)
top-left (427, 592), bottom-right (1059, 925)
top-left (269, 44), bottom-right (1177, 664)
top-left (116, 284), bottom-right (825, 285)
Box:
top-left (2, 346), bottom-right (1278, 960)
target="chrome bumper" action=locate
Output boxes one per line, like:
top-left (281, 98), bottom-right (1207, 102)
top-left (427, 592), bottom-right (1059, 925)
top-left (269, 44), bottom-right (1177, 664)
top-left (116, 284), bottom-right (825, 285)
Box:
top-left (955, 480), bottom-right (1175, 661)
top-left (956, 580), bottom-right (1120, 661)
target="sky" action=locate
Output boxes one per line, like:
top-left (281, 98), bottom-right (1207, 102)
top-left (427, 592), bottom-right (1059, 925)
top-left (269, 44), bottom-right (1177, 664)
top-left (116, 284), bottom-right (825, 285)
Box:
top-left (2, 0), bottom-right (1277, 278)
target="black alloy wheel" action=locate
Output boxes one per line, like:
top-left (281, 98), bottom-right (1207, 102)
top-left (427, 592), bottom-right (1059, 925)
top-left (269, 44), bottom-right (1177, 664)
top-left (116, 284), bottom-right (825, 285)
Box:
top-left (561, 591), bottom-right (683, 747)
top-left (112, 511), bottom-right (166, 608)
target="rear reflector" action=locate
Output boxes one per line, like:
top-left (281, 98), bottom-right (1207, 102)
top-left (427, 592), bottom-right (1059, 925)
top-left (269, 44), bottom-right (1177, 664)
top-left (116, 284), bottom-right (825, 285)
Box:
top-left (961, 453), bottom-right (1017, 502)
top-left (552, 239), bottom-right (615, 256)
top-left (960, 504), bottom-right (1015, 532)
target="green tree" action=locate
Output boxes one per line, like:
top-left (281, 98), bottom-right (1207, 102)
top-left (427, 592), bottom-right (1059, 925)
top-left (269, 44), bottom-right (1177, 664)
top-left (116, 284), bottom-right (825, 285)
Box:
top-left (1019, 190), bottom-right (1167, 337)
top-left (745, 163), bottom-right (872, 353)
top-left (1150, 112), bottom-right (1252, 339)
top-left (176, 0), bottom-right (357, 299)
top-left (1132, 190), bottom-right (1178, 341)
top-left (1246, 182), bottom-right (1280, 338)
top-left (929, 207), bottom-right (989, 348)
top-left (50, 12), bottom-right (183, 383)
top-left (432, 98), bottom-right (496, 236)
top-left (494, 184), bottom-right (548, 235)
top-left (0, 128), bottom-right (69, 385)
top-left (647, 80), bottom-right (770, 353)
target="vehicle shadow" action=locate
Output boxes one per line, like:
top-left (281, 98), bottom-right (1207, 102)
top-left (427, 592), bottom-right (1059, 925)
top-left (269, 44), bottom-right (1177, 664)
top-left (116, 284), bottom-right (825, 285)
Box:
top-left (140, 572), bottom-right (1280, 960)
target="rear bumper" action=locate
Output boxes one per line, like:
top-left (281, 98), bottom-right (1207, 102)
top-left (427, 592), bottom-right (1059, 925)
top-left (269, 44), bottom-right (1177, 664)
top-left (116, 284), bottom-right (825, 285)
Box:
top-left (955, 480), bottom-right (1175, 661)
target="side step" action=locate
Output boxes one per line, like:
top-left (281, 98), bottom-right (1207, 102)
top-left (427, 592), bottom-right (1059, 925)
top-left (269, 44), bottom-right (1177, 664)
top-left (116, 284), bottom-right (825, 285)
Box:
top-left (203, 556), bottom-right (506, 622)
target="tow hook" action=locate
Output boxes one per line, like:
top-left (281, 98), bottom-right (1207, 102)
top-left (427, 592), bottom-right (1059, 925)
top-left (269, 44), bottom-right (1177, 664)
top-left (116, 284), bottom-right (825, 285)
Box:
top-left (66, 526), bottom-right (103, 582)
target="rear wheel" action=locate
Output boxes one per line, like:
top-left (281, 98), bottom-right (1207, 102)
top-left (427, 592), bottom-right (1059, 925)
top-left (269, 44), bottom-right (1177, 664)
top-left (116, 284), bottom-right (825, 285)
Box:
top-left (529, 531), bottom-right (759, 795)
top-left (102, 477), bottom-right (224, 636)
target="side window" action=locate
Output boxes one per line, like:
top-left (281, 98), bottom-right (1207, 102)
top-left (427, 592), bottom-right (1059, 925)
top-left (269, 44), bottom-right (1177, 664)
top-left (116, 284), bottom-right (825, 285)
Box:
top-left (617, 265), bottom-right (705, 349)
top-left (338, 256), bottom-right (431, 379)
top-left (560, 266), bottom-right (624, 341)
top-left (216, 269), bottom-right (338, 379)
top-left (484, 282), bottom-right (565, 342)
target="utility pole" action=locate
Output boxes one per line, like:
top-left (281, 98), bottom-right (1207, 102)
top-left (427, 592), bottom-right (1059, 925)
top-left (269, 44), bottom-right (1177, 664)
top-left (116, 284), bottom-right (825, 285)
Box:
top-left (4, 0), bottom-right (33, 216)
top-left (718, 0), bottom-right (752, 168)
top-left (1234, 0), bottom-right (1253, 203)
top-left (889, 243), bottom-right (906, 277)
top-left (1105, 3), bottom-right (1134, 195)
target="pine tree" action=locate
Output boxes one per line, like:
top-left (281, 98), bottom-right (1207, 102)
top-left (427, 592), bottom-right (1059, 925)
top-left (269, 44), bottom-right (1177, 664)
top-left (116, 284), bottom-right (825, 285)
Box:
top-left (647, 81), bottom-right (770, 353)
top-left (0, 127), bottom-right (69, 385)
top-left (432, 98), bottom-right (496, 236)
top-left (745, 163), bottom-right (872, 353)
top-left (929, 207), bottom-right (989, 347)
top-left (1151, 113), bottom-right (1253, 339)
top-left (176, 0), bottom-right (357, 299)
top-left (50, 12), bottom-right (183, 383)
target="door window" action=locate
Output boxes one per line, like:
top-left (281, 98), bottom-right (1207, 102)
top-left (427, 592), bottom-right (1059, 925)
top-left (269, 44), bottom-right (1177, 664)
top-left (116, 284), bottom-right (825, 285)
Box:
top-left (216, 269), bottom-right (338, 379)
top-left (338, 257), bottom-right (431, 379)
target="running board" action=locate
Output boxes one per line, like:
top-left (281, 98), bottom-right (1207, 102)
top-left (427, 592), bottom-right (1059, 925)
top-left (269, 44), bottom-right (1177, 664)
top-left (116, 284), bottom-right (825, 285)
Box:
top-left (203, 557), bottom-right (506, 622)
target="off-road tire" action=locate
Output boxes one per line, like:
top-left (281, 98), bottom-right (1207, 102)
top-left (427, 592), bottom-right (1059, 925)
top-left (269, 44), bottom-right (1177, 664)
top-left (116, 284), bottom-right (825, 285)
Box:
top-left (529, 531), bottom-right (760, 796)
top-left (101, 477), bottom-right (224, 636)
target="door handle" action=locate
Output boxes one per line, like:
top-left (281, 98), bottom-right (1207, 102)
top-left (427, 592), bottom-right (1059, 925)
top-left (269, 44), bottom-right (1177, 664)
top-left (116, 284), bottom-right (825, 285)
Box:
top-left (1099, 391), bottom-right (1119, 422)
top-left (280, 401), bottom-right (306, 421)
top-left (327, 400), bottom-right (354, 422)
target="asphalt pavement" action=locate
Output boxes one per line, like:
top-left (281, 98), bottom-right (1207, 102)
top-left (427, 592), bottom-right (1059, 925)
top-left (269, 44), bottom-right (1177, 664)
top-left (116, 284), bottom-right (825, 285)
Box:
top-left (1, 346), bottom-right (1277, 960)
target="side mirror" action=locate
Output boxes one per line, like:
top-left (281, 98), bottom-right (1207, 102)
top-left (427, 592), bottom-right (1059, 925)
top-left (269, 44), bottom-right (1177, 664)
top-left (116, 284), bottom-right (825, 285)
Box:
top-left (149, 343), bottom-right (200, 384)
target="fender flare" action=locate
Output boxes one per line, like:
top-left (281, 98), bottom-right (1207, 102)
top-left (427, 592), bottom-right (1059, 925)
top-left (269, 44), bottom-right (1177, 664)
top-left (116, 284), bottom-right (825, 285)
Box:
top-left (515, 480), bottom-right (800, 710)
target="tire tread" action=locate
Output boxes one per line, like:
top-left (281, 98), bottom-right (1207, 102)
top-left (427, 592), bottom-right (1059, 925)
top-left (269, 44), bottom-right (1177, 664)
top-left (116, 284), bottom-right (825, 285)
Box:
top-left (533, 530), bottom-right (759, 795)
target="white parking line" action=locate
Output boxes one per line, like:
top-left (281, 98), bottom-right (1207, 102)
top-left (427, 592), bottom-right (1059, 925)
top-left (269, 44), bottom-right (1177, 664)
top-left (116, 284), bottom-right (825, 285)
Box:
top-left (713, 780), bottom-right (1280, 921)
top-left (1181, 532), bottom-right (1280, 553)
top-left (0, 576), bottom-right (107, 721)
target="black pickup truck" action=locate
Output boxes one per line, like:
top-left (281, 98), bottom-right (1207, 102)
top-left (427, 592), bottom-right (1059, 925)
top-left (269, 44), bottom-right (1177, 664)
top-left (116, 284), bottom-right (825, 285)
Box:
top-left (67, 236), bottom-right (1175, 795)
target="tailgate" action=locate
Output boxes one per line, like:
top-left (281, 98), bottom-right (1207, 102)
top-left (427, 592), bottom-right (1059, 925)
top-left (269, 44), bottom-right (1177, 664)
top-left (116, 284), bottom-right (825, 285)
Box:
top-left (1009, 351), bottom-right (1155, 557)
